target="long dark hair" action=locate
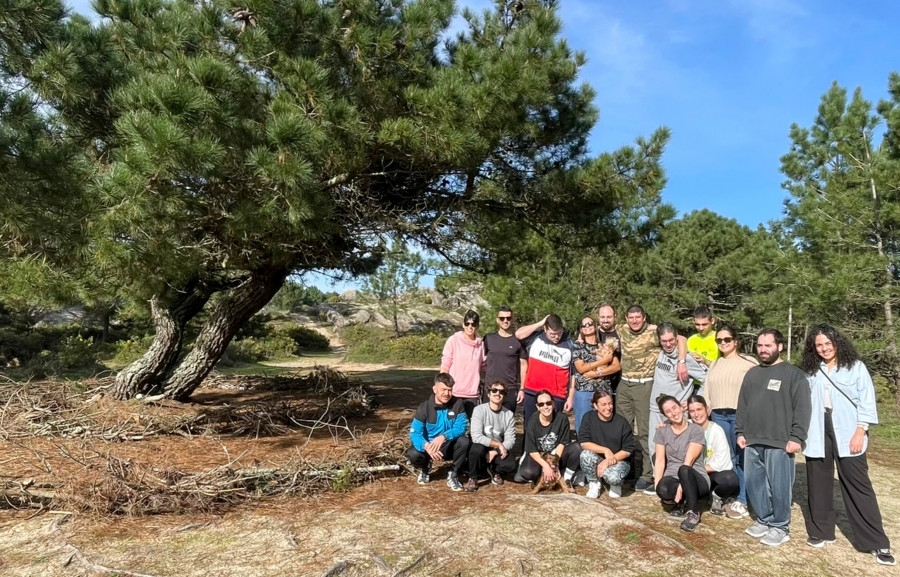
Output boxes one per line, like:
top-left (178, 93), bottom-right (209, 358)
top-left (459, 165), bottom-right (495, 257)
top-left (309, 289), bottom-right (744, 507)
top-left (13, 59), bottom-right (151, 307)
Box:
top-left (800, 324), bottom-right (860, 374)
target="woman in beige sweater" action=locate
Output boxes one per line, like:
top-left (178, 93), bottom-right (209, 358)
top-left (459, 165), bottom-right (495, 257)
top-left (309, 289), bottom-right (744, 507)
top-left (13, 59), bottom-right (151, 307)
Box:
top-left (705, 323), bottom-right (758, 520)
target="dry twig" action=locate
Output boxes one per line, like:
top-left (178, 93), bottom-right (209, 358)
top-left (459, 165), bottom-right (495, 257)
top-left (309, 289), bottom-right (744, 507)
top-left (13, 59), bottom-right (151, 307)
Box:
top-left (65, 544), bottom-right (163, 577)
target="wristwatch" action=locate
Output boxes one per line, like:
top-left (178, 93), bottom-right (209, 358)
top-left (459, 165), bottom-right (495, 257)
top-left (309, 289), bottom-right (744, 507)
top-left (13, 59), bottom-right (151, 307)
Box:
top-left (677, 359), bottom-right (686, 364)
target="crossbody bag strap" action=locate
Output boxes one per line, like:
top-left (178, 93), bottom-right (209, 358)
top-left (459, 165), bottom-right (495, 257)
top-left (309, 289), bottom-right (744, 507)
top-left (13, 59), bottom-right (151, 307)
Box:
top-left (818, 366), bottom-right (857, 409)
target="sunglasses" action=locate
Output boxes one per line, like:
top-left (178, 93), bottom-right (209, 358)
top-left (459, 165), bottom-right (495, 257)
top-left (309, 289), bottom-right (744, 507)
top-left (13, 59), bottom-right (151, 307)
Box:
top-left (715, 337), bottom-right (735, 344)
top-left (489, 388), bottom-right (506, 395)
top-left (536, 401), bottom-right (553, 408)
top-left (497, 316), bottom-right (512, 321)
top-left (464, 321), bottom-right (479, 327)
top-left (581, 321), bottom-right (595, 328)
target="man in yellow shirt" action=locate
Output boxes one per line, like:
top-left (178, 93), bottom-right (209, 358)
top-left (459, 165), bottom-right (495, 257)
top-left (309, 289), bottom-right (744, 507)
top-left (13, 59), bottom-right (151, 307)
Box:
top-left (687, 305), bottom-right (718, 367)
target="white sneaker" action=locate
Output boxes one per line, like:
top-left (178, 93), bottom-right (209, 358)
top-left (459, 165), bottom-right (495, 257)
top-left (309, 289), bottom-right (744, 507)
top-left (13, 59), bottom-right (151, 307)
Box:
top-left (586, 482), bottom-right (602, 499)
top-left (608, 484), bottom-right (622, 499)
top-left (726, 500), bottom-right (749, 519)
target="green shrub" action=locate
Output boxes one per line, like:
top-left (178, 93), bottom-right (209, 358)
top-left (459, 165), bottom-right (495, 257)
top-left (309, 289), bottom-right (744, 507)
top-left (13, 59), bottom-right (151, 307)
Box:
top-left (0, 327), bottom-right (45, 366)
top-left (226, 333), bottom-right (297, 363)
top-left (112, 335), bottom-right (156, 364)
top-left (281, 325), bottom-right (330, 352)
top-left (235, 313), bottom-right (273, 340)
top-left (384, 332), bottom-right (445, 365)
top-left (340, 325), bottom-right (445, 366)
top-left (55, 334), bottom-right (98, 369)
top-left (267, 282), bottom-right (335, 310)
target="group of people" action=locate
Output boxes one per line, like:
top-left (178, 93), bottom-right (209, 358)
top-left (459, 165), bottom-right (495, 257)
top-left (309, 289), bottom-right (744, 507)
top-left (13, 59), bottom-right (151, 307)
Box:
top-left (406, 305), bottom-right (895, 565)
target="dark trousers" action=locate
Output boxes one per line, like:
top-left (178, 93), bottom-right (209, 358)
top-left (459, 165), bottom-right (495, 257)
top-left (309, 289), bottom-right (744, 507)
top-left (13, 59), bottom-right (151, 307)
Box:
top-left (481, 384), bottom-right (519, 413)
top-left (805, 410), bottom-right (890, 550)
top-left (516, 442), bottom-right (580, 482)
top-left (522, 390), bottom-right (566, 426)
top-left (406, 435), bottom-right (471, 474)
top-left (656, 465), bottom-right (710, 513)
top-left (709, 470), bottom-right (740, 500)
top-left (467, 443), bottom-right (518, 480)
top-left (459, 399), bottom-right (478, 420)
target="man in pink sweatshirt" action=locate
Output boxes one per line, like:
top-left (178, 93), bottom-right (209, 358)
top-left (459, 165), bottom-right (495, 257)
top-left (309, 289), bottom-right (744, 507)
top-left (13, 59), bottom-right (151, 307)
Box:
top-left (441, 310), bottom-right (485, 418)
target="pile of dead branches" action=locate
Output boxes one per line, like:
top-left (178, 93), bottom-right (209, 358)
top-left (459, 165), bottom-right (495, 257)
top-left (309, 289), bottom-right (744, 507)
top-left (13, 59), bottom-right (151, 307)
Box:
top-left (0, 368), bottom-right (376, 441)
top-left (3, 433), bottom-right (408, 516)
top-left (0, 379), bottom-right (125, 440)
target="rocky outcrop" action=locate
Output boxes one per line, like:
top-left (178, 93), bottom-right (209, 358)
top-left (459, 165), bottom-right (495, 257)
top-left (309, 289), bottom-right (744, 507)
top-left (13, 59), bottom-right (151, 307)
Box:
top-left (289, 283), bottom-right (488, 333)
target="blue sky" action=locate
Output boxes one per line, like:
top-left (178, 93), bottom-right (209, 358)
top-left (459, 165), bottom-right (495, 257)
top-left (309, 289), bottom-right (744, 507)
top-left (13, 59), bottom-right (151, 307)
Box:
top-left (67, 0), bottom-right (900, 288)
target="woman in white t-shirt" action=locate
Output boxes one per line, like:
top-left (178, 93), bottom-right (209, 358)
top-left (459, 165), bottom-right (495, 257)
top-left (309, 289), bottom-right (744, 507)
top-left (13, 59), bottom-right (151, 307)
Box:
top-left (688, 395), bottom-right (740, 516)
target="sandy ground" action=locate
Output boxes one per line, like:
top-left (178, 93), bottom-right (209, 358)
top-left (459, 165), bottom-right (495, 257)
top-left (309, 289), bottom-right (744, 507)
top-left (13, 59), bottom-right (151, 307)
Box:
top-left (2, 356), bottom-right (900, 577)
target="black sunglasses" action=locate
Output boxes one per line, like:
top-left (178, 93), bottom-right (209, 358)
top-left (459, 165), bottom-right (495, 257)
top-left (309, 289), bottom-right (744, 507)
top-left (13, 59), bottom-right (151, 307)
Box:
top-left (464, 321), bottom-right (479, 327)
top-left (489, 388), bottom-right (506, 395)
top-left (536, 401), bottom-right (553, 408)
top-left (497, 316), bottom-right (512, 321)
top-left (716, 337), bottom-right (734, 344)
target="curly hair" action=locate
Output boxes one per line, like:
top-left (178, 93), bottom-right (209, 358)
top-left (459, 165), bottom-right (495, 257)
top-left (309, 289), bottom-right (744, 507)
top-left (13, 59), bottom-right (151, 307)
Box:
top-left (799, 324), bottom-right (860, 374)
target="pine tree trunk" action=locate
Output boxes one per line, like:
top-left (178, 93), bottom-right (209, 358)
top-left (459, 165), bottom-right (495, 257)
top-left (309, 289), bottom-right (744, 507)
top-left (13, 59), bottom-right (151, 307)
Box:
top-left (161, 270), bottom-right (289, 401)
top-left (112, 288), bottom-right (211, 400)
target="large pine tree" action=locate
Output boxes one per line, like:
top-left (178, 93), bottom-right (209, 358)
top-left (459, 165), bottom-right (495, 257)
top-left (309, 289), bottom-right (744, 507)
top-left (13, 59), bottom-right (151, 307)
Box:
top-left (2, 0), bottom-right (670, 400)
top-left (780, 80), bottom-right (900, 398)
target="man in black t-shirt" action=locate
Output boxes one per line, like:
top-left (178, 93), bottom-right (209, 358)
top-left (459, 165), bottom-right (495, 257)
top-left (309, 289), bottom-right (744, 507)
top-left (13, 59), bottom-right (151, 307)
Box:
top-left (482, 306), bottom-right (527, 412)
top-left (597, 304), bottom-right (622, 393)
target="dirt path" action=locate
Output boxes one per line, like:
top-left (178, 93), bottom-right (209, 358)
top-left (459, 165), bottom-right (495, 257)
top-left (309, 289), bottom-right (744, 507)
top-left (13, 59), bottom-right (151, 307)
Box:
top-left (2, 362), bottom-right (900, 577)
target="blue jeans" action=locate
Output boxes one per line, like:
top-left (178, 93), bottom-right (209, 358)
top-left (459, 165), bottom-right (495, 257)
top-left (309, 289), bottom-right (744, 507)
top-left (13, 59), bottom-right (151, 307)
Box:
top-left (744, 444), bottom-right (795, 531)
top-left (573, 390), bottom-right (594, 432)
top-left (710, 409), bottom-right (746, 505)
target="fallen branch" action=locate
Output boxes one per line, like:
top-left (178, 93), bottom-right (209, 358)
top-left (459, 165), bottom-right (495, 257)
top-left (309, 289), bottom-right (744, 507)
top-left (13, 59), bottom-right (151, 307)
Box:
top-left (0, 480), bottom-right (56, 509)
top-left (392, 553), bottom-right (426, 577)
top-left (321, 560), bottom-right (351, 576)
top-left (302, 465), bottom-right (400, 477)
top-left (65, 544), bottom-right (164, 577)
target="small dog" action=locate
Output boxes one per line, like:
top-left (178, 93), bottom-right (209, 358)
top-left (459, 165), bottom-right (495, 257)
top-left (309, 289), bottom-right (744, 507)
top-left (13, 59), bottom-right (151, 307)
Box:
top-left (531, 453), bottom-right (574, 494)
top-left (601, 337), bottom-right (619, 355)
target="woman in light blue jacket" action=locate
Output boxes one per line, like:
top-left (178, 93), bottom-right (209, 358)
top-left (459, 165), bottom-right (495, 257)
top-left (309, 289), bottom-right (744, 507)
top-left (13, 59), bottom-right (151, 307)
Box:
top-left (800, 325), bottom-right (894, 565)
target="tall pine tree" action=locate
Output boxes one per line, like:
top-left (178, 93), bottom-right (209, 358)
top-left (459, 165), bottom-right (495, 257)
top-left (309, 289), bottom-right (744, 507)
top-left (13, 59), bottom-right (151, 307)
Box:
top-left (780, 80), bottom-right (900, 398)
top-left (2, 0), bottom-right (657, 400)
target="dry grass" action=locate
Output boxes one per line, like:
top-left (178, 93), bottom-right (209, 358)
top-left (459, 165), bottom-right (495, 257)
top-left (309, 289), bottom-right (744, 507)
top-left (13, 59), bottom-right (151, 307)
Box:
top-left (0, 369), bottom-right (403, 516)
top-left (3, 364), bottom-right (900, 577)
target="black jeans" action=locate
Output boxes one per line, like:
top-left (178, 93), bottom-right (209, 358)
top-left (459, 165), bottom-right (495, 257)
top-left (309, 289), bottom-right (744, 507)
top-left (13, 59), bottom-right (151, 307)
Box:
top-left (709, 470), bottom-right (740, 500)
top-left (406, 435), bottom-right (471, 474)
top-left (468, 443), bottom-right (518, 480)
top-left (656, 465), bottom-right (709, 513)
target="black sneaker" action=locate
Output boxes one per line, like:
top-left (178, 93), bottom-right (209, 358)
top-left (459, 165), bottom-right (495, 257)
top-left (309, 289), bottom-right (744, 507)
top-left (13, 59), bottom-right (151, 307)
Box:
top-left (634, 478), bottom-right (654, 495)
top-left (447, 472), bottom-right (463, 492)
top-left (491, 473), bottom-right (504, 486)
top-left (874, 549), bottom-right (896, 566)
top-left (680, 511), bottom-right (700, 532)
top-left (669, 504), bottom-right (685, 518)
top-left (416, 462), bottom-right (431, 485)
top-left (806, 537), bottom-right (835, 548)
top-left (572, 470), bottom-right (587, 487)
